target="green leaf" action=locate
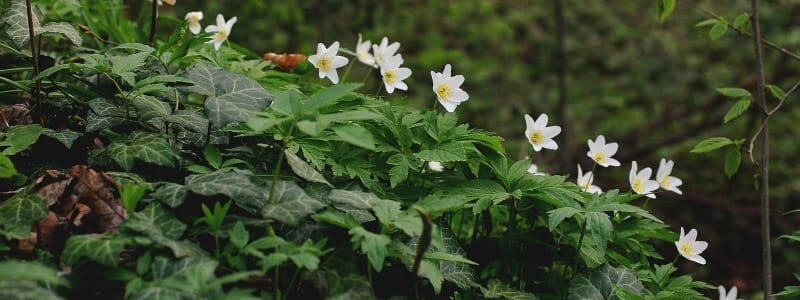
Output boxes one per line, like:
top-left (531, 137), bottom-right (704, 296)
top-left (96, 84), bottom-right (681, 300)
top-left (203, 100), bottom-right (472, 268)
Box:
top-left (0, 260), bottom-right (68, 286)
top-left (417, 260), bottom-right (444, 294)
top-left (416, 141), bottom-right (467, 162)
top-left (62, 234), bottom-right (128, 267)
top-left (86, 98), bottom-right (127, 132)
top-left (185, 169), bottom-right (267, 214)
top-left (0, 125), bottom-right (43, 155)
top-left (1, 0), bottom-right (81, 47)
top-left (122, 203), bottom-right (203, 257)
top-left (694, 19), bottom-right (718, 28)
top-left (166, 110), bottom-right (209, 134)
top-left (42, 128), bottom-right (81, 149)
top-left (371, 199), bottom-right (402, 226)
top-left (0, 193), bottom-right (48, 239)
top-left (229, 221), bottom-right (249, 249)
top-left (37, 22), bottom-right (82, 46)
top-left (203, 145), bottom-right (222, 169)
top-left (182, 65), bottom-right (273, 126)
top-left (548, 207), bottom-right (581, 231)
top-left (260, 180), bottom-right (327, 226)
top-left (0, 153), bottom-right (16, 178)
top-left (732, 13), bottom-right (750, 29)
top-left (716, 87), bottom-right (751, 98)
top-left (708, 21), bottom-right (728, 41)
top-left (586, 212), bottom-right (613, 255)
top-left (269, 90), bottom-right (303, 117)
top-left (657, 0), bottom-right (676, 23)
top-left (481, 279), bottom-right (539, 299)
top-left (304, 83), bottom-right (362, 112)
top-left (133, 95), bottom-right (170, 123)
top-left (106, 132), bottom-right (176, 171)
top-left (312, 209), bottom-right (360, 229)
top-left (690, 137), bottom-right (733, 153)
top-left (333, 124), bottom-right (375, 150)
top-left (568, 264), bottom-right (645, 300)
top-left (724, 147), bottom-right (741, 178)
top-left (0, 280), bottom-right (63, 300)
top-left (128, 287), bottom-right (194, 300)
top-left (723, 99), bottom-right (750, 123)
top-left (349, 227), bottom-right (391, 272)
top-left (767, 84), bottom-right (786, 100)
top-left (285, 149), bottom-right (332, 186)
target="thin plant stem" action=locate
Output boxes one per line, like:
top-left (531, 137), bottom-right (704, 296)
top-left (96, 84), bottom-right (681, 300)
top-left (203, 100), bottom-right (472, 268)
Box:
top-left (361, 67), bottom-right (374, 83)
top-left (283, 269), bottom-right (300, 300)
top-left (367, 263), bottom-right (375, 297)
top-left (341, 59), bottom-right (355, 83)
top-left (101, 73), bottom-right (129, 116)
top-left (747, 79), bottom-right (800, 164)
top-left (274, 265), bottom-right (280, 299)
top-left (564, 219), bottom-right (587, 298)
top-left (148, 0), bottom-right (158, 46)
top-left (268, 124), bottom-right (295, 204)
top-left (750, 0), bottom-right (772, 298)
top-left (375, 81), bottom-right (384, 97)
top-left (214, 234), bottom-right (220, 258)
top-left (24, 0), bottom-right (41, 124)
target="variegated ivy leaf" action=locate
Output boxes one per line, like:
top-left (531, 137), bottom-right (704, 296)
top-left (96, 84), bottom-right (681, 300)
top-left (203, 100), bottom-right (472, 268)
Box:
top-left (86, 98), bottom-right (128, 132)
top-left (260, 180), bottom-right (326, 226)
top-left (106, 132), bottom-right (177, 171)
top-left (42, 128), bottom-right (82, 149)
top-left (61, 234), bottom-right (128, 267)
top-left (1, 0), bottom-right (81, 48)
top-left (122, 203), bottom-right (205, 258)
top-left (0, 280), bottom-right (63, 300)
top-left (481, 279), bottom-right (539, 299)
top-left (150, 182), bottom-right (189, 208)
top-left (284, 149), bottom-right (332, 187)
top-left (182, 65), bottom-right (273, 127)
top-left (567, 264), bottom-right (645, 300)
top-left (0, 193), bottom-right (48, 239)
top-left (185, 168), bottom-right (267, 214)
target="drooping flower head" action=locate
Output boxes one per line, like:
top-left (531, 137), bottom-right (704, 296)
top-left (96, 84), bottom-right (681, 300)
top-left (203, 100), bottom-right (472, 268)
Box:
top-left (527, 163), bottom-right (545, 176)
top-left (587, 135), bottom-right (621, 167)
top-left (380, 54), bottom-right (412, 94)
top-left (372, 37), bottom-right (400, 68)
top-left (204, 14), bottom-right (237, 50)
top-left (151, 0), bottom-right (176, 6)
top-left (356, 34), bottom-right (376, 68)
top-left (577, 165), bottom-right (602, 194)
top-left (718, 286), bottom-right (740, 300)
top-left (308, 41), bottom-right (349, 84)
top-left (675, 227), bottom-right (708, 265)
top-left (184, 11), bottom-right (203, 35)
top-left (524, 113), bottom-right (561, 152)
top-left (431, 64), bottom-right (469, 112)
top-left (428, 161), bottom-right (444, 172)
top-left (656, 158), bottom-right (683, 195)
top-left (629, 161), bottom-right (659, 198)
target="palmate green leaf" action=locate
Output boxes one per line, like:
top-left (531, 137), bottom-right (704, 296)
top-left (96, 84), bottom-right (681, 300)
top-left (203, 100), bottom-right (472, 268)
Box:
top-left (387, 153), bottom-right (412, 187)
top-left (586, 211), bottom-right (613, 255)
top-left (269, 90), bottom-right (304, 117)
top-left (568, 264), bottom-right (645, 300)
top-left (185, 168), bottom-right (267, 214)
top-left (548, 207), bottom-right (581, 231)
top-left (1, 0), bottom-right (81, 48)
top-left (106, 132), bottom-right (177, 171)
top-left (182, 65), bottom-right (273, 127)
top-left (349, 226), bottom-right (391, 272)
top-left (0, 193), bottom-right (48, 239)
top-left (285, 149), bottom-right (332, 186)
top-left (333, 124), bottom-right (375, 150)
top-left (416, 141), bottom-right (467, 162)
top-left (42, 128), bottom-right (81, 149)
top-left (0, 124), bottom-right (42, 155)
top-left (481, 279), bottom-right (539, 299)
top-left (150, 182), bottom-right (189, 207)
top-left (61, 234), bottom-right (128, 267)
top-left (0, 280), bottom-right (63, 300)
top-left (86, 98), bottom-right (128, 132)
top-left (260, 180), bottom-right (326, 226)
top-left (304, 83), bottom-right (363, 112)
top-left (0, 260), bottom-right (68, 287)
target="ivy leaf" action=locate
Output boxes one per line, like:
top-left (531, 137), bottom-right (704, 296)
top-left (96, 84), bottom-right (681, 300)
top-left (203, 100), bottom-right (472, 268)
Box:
top-left (62, 234), bottom-right (128, 267)
top-left (481, 279), bottom-right (539, 299)
top-left (42, 128), bottom-right (81, 149)
top-left (285, 149), bottom-right (332, 187)
top-left (150, 182), bottom-right (188, 207)
top-left (0, 153), bottom-right (15, 178)
top-left (122, 203), bottom-right (203, 257)
top-left (0, 125), bottom-right (42, 155)
top-left (326, 189), bottom-right (377, 223)
top-left (182, 65), bottom-right (273, 127)
top-left (0, 193), bottom-right (48, 239)
top-left (0, 260), bottom-right (68, 287)
top-left (166, 110), bottom-right (209, 134)
top-left (568, 264), bottom-right (645, 300)
top-left (86, 98), bottom-right (128, 132)
top-left (128, 287), bottom-right (194, 300)
top-left (185, 169), bottom-right (267, 214)
top-left (260, 180), bottom-right (326, 226)
top-left (133, 95), bottom-right (170, 123)
top-left (349, 226), bottom-right (391, 272)
top-left (0, 280), bottom-right (63, 300)
top-left (106, 132), bottom-right (176, 171)
top-left (416, 141), bottom-right (467, 162)
top-left (1, 0), bottom-right (81, 48)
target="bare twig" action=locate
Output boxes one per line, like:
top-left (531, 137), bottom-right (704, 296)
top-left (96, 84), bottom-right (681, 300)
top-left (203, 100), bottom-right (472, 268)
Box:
top-left (24, 0), bottom-right (41, 125)
top-left (148, 0), bottom-right (158, 46)
top-left (682, 0), bottom-right (800, 62)
top-left (747, 79), bottom-right (800, 164)
top-left (749, 0), bottom-right (773, 298)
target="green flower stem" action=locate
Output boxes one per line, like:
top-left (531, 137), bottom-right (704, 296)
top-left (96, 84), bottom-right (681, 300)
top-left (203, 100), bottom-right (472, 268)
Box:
top-left (341, 58), bottom-right (355, 83)
top-left (569, 218), bottom-right (587, 279)
top-left (268, 123), bottom-right (295, 204)
top-left (101, 72), bottom-right (129, 117)
top-left (361, 67), bottom-right (374, 83)
top-left (148, 0), bottom-right (157, 46)
top-left (283, 269), bottom-right (300, 300)
top-left (375, 81), bottom-right (384, 97)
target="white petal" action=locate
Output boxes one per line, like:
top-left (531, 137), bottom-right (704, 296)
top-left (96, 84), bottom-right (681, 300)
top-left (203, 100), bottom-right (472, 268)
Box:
top-left (534, 113), bottom-right (549, 128)
top-left (316, 43), bottom-right (326, 55)
top-left (447, 74), bottom-right (465, 88)
top-left (216, 14), bottom-right (225, 27)
top-left (718, 286), bottom-right (727, 300)
top-left (226, 17), bottom-right (238, 31)
top-left (638, 167), bottom-right (653, 180)
top-left (543, 126), bottom-right (561, 139)
top-left (189, 23), bottom-right (201, 34)
top-left (596, 135), bottom-right (606, 145)
top-left (693, 241), bottom-right (708, 254)
top-left (524, 114), bottom-right (535, 132)
top-left (317, 69), bottom-right (326, 79)
top-left (656, 158), bottom-right (668, 181)
top-left (384, 81), bottom-right (395, 93)
top-left (629, 161), bottom-right (638, 184)
top-left (687, 254), bottom-right (706, 265)
top-left (604, 142), bottom-right (619, 156)
top-left (328, 41), bottom-right (340, 55)
top-left (440, 99), bottom-right (458, 112)
top-left (327, 70), bottom-right (340, 84)
top-left (685, 228), bottom-right (698, 242)
top-left (332, 56), bottom-right (349, 68)
top-left (449, 89), bottom-right (469, 103)
top-left (540, 139), bottom-right (558, 150)
top-left (395, 68), bottom-right (412, 80)
top-left (431, 70), bottom-right (442, 85)
top-left (394, 81), bottom-right (408, 91)
top-left (213, 39), bottom-right (223, 50)
top-left (442, 64), bottom-right (452, 77)
top-left (728, 287), bottom-right (738, 300)
top-left (605, 158), bottom-right (621, 167)
top-left (205, 25), bottom-right (219, 33)
top-left (643, 180), bottom-right (660, 193)
top-left (645, 193), bottom-right (656, 199)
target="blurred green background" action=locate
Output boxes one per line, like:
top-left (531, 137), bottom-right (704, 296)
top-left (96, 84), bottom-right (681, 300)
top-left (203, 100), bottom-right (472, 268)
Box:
top-left (154, 0), bottom-right (800, 296)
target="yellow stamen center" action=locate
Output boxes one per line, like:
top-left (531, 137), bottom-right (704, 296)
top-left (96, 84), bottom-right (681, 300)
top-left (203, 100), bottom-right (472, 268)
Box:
top-left (436, 84), bottom-right (452, 100)
top-left (661, 178), bottom-right (671, 187)
top-left (593, 153), bottom-right (606, 163)
top-left (529, 130), bottom-right (544, 145)
top-left (384, 70), bottom-right (396, 84)
top-left (632, 179), bottom-right (643, 193)
top-left (679, 243), bottom-right (692, 255)
top-left (215, 29), bottom-right (227, 41)
top-left (318, 57), bottom-right (332, 72)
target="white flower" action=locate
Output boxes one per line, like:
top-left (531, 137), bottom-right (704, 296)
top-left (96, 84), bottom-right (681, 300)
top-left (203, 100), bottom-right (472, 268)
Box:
top-left (184, 12), bottom-right (203, 35)
top-left (524, 113), bottom-right (561, 152)
top-left (527, 163), bottom-right (545, 176)
top-left (150, 0), bottom-right (176, 6)
top-left (675, 227), bottom-right (708, 265)
top-left (379, 55), bottom-right (412, 94)
top-left (718, 286), bottom-right (741, 300)
top-left (428, 161), bottom-right (444, 172)
top-left (204, 14), bottom-right (237, 51)
top-left (587, 135), bottom-right (620, 167)
top-left (431, 64), bottom-right (469, 112)
top-left (629, 161), bottom-right (658, 198)
top-left (656, 158), bottom-right (683, 195)
top-left (372, 37), bottom-right (400, 68)
top-left (308, 41), bottom-right (349, 84)
top-left (356, 34), bottom-right (376, 68)
top-left (577, 165), bottom-right (602, 194)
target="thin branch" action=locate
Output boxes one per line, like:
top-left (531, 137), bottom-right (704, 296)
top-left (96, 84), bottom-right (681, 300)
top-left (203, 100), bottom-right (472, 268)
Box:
top-left (24, 0), bottom-right (41, 125)
top-left (747, 79), bottom-right (800, 164)
top-left (749, 0), bottom-right (773, 298)
top-left (148, 0), bottom-right (158, 46)
top-left (682, 0), bottom-right (800, 62)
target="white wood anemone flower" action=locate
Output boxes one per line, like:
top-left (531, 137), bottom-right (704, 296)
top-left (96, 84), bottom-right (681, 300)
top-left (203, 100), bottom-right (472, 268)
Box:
top-left (308, 41), bottom-right (349, 84)
top-left (577, 165), bottom-right (602, 194)
top-left (587, 134), bottom-right (620, 167)
top-left (428, 161), bottom-right (444, 172)
top-left (356, 34), bottom-right (376, 68)
top-left (675, 227), bottom-right (708, 265)
top-left (380, 55), bottom-right (412, 94)
top-left (656, 158), bottom-right (683, 195)
top-left (523, 113), bottom-right (561, 152)
top-left (204, 14), bottom-right (237, 51)
top-left (184, 11), bottom-right (203, 35)
top-left (151, 0), bottom-right (176, 6)
top-left (527, 163), bottom-right (545, 176)
top-left (431, 64), bottom-right (468, 112)
top-left (718, 286), bottom-right (741, 300)
top-left (629, 161), bottom-right (658, 198)
top-left (372, 37), bottom-right (400, 68)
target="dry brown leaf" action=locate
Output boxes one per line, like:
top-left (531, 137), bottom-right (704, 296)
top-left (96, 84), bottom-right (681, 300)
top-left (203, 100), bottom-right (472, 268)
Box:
top-left (69, 165), bottom-right (127, 233)
top-left (263, 52), bottom-right (307, 70)
top-left (0, 104), bottom-right (31, 130)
